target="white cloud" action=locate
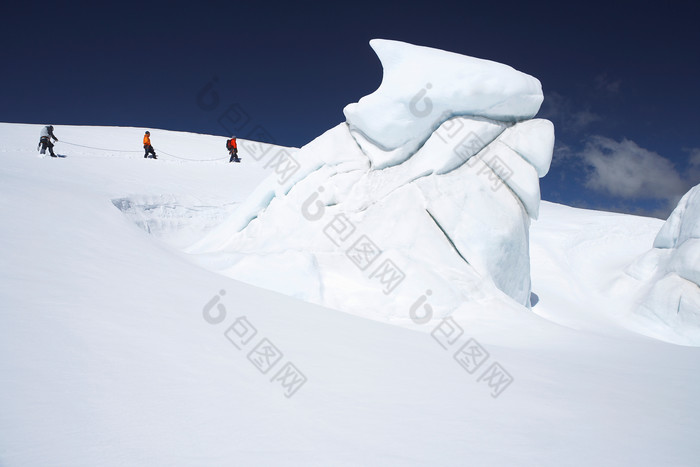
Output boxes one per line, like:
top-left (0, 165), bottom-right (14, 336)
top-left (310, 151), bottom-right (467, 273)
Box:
top-left (539, 92), bottom-right (600, 133)
top-left (594, 73), bottom-right (622, 93)
top-left (580, 136), bottom-right (688, 202)
top-left (570, 110), bottom-right (600, 131)
top-left (685, 148), bottom-right (700, 181)
top-left (689, 148), bottom-right (700, 167)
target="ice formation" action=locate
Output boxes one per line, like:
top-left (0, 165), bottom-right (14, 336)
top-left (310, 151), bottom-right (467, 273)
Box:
top-left (191, 39), bottom-right (554, 322)
top-left (626, 184), bottom-right (700, 343)
top-left (344, 39), bottom-right (545, 169)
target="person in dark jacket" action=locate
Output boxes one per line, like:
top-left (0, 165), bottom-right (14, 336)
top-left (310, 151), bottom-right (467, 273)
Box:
top-left (39, 125), bottom-right (59, 157)
top-left (143, 131), bottom-right (157, 159)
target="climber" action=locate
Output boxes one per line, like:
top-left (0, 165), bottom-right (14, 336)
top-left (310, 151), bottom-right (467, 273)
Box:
top-left (226, 136), bottom-right (240, 163)
top-left (38, 125), bottom-right (59, 157)
top-left (143, 131), bottom-right (157, 159)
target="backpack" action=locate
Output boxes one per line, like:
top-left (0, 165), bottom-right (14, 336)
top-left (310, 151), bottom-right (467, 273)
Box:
top-left (226, 139), bottom-right (232, 149)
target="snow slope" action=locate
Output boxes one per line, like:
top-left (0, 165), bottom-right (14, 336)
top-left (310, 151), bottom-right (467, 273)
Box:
top-left (1, 122), bottom-right (700, 466)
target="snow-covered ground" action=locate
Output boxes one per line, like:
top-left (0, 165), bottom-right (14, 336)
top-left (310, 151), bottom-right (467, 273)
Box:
top-left (1, 122), bottom-right (699, 466)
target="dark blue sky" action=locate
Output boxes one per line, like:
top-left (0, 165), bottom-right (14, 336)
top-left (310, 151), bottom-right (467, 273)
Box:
top-left (2, 0), bottom-right (699, 217)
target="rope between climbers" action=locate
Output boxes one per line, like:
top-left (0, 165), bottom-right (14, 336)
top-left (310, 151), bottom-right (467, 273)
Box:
top-left (59, 140), bottom-right (228, 162)
top-left (60, 140), bottom-right (139, 153)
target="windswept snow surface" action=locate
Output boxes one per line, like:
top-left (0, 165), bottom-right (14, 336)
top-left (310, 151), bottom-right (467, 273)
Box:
top-left (1, 122), bottom-right (700, 466)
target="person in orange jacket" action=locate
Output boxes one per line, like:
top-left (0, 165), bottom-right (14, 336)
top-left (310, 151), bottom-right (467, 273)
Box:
top-left (143, 131), bottom-right (157, 159)
top-left (226, 136), bottom-right (240, 163)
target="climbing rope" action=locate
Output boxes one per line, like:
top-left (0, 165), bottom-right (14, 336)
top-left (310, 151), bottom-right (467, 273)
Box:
top-left (59, 140), bottom-right (228, 162)
top-left (59, 140), bottom-right (139, 153)
top-left (155, 148), bottom-right (228, 162)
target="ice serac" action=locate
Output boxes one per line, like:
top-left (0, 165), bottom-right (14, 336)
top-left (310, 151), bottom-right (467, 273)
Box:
top-left (191, 39), bottom-right (554, 323)
top-left (626, 184), bottom-right (700, 345)
top-left (343, 39), bottom-right (545, 169)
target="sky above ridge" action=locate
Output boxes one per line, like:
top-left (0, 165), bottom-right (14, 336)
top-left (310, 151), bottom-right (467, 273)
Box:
top-left (2, 0), bottom-right (699, 217)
